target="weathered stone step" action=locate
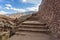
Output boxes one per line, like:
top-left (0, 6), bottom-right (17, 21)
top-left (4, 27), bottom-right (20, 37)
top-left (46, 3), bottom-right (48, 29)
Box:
top-left (22, 21), bottom-right (46, 26)
top-left (17, 30), bottom-right (49, 33)
top-left (22, 21), bottom-right (42, 23)
top-left (16, 28), bottom-right (49, 32)
top-left (21, 23), bottom-right (46, 26)
top-left (17, 25), bottom-right (48, 29)
top-left (19, 24), bottom-right (47, 27)
top-left (16, 21), bottom-right (49, 33)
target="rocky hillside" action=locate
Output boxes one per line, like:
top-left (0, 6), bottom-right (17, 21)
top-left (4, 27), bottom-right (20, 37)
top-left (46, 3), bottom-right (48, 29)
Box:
top-left (0, 13), bottom-right (36, 29)
top-left (7, 11), bottom-right (35, 19)
top-left (0, 14), bottom-right (15, 29)
top-left (0, 11), bottom-right (37, 29)
top-left (7, 13), bottom-right (26, 19)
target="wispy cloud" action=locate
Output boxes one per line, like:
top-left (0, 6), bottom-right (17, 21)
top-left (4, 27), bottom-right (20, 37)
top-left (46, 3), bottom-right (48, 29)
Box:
top-left (22, 0), bottom-right (42, 4)
top-left (5, 7), bottom-right (10, 10)
top-left (5, 4), bottom-right (12, 7)
top-left (22, 0), bottom-right (42, 11)
top-left (0, 11), bottom-right (8, 15)
top-left (26, 6), bottom-right (38, 11)
top-left (22, 0), bottom-right (27, 2)
top-left (5, 4), bottom-right (26, 12)
top-left (0, 0), bottom-right (42, 15)
top-left (10, 7), bottom-right (26, 12)
top-left (16, 9), bottom-right (26, 12)
top-left (26, 3), bottom-right (40, 11)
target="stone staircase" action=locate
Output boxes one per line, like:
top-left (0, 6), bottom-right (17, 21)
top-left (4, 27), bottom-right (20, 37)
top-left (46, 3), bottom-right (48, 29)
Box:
top-left (15, 21), bottom-right (50, 33)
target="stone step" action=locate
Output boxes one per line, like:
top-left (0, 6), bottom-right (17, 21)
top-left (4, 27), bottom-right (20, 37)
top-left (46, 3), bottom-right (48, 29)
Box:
top-left (22, 21), bottom-right (46, 26)
top-left (21, 23), bottom-right (46, 26)
top-left (16, 28), bottom-right (49, 32)
top-left (17, 25), bottom-right (49, 29)
top-left (19, 24), bottom-right (47, 27)
top-left (16, 21), bottom-right (49, 33)
top-left (17, 30), bottom-right (49, 33)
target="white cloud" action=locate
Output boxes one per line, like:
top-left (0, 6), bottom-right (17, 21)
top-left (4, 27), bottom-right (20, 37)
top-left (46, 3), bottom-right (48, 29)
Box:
top-left (22, 0), bottom-right (42, 4)
top-left (22, 0), bottom-right (26, 2)
top-left (5, 7), bottom-right (10, 10)
top-left (26, 6), bottom-right (38, 11)
top-left (18, 9), bottom-right (26, 12)
top-left (5, 4), bottom-right (12, 7)
top-left (5, 6), bottom-right (26, 12)
top-left (5, 3), bottom-right (26, 12)
top-left (0, 11), bottom-right (7, 15)
top-left (11, 8), bottom-right (26, 12)
top-left (4, 0), bottom-right (42, 13)
top-left (22, 0), bottom-right (42, 11)
top-left (26, 3), bottom-right (40, 11)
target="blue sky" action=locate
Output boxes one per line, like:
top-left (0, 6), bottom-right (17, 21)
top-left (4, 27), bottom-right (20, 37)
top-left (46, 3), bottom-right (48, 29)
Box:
top-left (0, 0), bottom-right (42, 15)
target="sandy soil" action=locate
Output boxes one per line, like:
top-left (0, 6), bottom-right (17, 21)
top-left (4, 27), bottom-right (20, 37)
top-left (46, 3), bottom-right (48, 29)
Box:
top-left (8, 32), bottom-right (55, 40)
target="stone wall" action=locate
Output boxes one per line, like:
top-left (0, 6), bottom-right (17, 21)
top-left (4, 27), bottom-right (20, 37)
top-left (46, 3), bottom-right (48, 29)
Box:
top-left (38, 0), bottom-right (60, 39)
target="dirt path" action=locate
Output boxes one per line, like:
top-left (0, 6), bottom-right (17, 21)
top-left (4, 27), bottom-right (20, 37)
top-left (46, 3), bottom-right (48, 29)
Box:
top-left (9, 32), bottom-right (54, 40)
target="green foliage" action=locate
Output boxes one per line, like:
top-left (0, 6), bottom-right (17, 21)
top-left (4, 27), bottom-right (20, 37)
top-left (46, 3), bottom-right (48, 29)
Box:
top-left (0, 35), bottom-right (2, 40)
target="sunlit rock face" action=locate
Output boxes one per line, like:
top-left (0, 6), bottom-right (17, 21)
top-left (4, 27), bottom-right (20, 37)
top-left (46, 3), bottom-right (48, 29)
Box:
top-left (38, 0), bottom-right (60, 39)
top-left (38, 0), bottom-right (55, 23)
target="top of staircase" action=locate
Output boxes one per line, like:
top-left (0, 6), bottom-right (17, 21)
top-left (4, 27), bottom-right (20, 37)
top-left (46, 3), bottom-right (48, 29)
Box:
top-left (22, 21), bottom-right (46, 24)
top-left (23, 21), bottom-right (44, 23)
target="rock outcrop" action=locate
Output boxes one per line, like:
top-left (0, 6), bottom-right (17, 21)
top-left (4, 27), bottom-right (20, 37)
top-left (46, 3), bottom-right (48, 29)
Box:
top-left (38, 0), bottom-right (55, 23)
top-left (8, 13), bottom-right (26, 19)
top-left (0, 15), bottom-right (15, 31)
top-left (38, 0), bottom-right (60, 39)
